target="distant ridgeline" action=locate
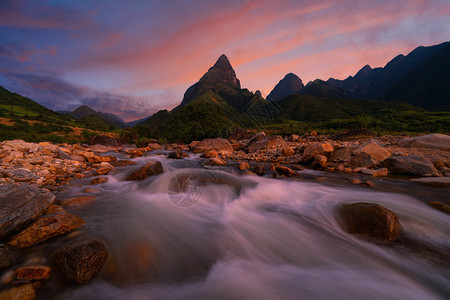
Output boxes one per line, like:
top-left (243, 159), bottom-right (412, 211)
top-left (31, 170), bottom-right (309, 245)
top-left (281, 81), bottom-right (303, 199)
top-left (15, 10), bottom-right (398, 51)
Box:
top-left (138, 42), bottom-right (450, 142)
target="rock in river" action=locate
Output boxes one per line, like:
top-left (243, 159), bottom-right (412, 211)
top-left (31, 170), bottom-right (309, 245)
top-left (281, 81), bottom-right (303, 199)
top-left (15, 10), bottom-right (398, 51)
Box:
top-left (125, 161), bottom-right (163, 181)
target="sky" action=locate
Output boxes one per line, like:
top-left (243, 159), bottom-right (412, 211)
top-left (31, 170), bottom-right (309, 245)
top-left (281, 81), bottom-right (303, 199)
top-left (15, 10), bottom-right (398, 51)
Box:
top-left (1, 0), bottom-right (449, 121)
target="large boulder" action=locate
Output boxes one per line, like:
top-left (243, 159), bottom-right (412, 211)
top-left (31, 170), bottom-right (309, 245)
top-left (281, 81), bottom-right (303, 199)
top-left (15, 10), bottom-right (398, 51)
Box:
top-left (52, 238), bottom-right (109, 284)
top-left (248, 132), bottom-right (266, 144)
top-left (0, 185), bottom-right (55, 240)
top-left (125, 161), bottom-right (163, 181)
top-left (88, 135), bottom-right (122, 147)
top-left (301, 142), bottom-right (334, 161)
top-left (338, 202), bottom-right (402, 242)
top-left (192, 138), bottom-right (233, 154)
top-left (3, 168), bottom-right (37, 182)
top-left (349, 142), bottom-right (391, 168)
top-left (1, 140), bottom-right (38, 153)
top-left (383, 155), bottom-right (439, 176)
top-left (248, 136), bottom-right (285, 153)
top-left (7, 210), bottom-right (85, 249)
top-left (398, 133), bottom-right (450, 150)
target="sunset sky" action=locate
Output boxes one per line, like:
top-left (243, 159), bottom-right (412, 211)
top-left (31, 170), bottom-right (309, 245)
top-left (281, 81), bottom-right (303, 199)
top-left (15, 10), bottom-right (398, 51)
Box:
top-left (1, 0), bottom-right (449, 121)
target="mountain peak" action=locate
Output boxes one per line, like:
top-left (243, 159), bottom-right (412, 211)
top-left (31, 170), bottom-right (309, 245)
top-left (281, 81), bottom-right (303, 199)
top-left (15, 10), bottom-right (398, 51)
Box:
top-left (200, 54), bottom-right (240, 88)
top-left (267, 72), bottom-right (304, 102)
top-left (213, 54), bottom-right (232, 68)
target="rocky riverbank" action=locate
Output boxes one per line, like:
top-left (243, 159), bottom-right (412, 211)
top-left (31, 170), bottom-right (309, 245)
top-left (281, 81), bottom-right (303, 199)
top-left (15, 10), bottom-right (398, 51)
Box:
top-left (0, 131), bottom-right (449, 298)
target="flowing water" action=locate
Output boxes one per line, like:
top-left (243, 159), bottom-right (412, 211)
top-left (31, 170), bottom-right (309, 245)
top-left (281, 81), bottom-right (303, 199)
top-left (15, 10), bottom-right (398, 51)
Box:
top-left (51, 154), bottom-right (449, 300)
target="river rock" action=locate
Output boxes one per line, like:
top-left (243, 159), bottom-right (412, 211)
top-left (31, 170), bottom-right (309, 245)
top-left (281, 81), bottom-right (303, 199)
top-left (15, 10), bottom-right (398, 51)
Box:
top-left (427, 201), bottom-right (450, 214)
top-left (90, 177), bottom-right (108, 185)
top-left (3, 168), bottom-right (36, 182)
top-left (147, 143), bottom-right (163, 150)
top-left (96, 162), bottom-right (114, 175)
top-left (281, 147), bottom-right (295, 157)
top-left (238, 162), bottom-right (250, 170)
top-left (0, 185), bottom-right (55, 240)
top-left (383, 155), bottom-right (439, 176)
top-left (7, 210), bottom-right (85, 249)
top-left (398, 133), bottom-right (450, 150)
top-left (52, 238), bottom-right (109, 284)
top-left (168, 151), bottom-right (188, 159)
top-left (200, 150), bottom-right (218, 158)
top-left (0, 284), bottom-right (35, 300)
top-left (338, 202), bottom-right (402, 242)
top-left (301, 142), bottom-right (334, 161)
top-left (112, 160), bottom-right (136, 167)
top-left (248, 137), bottom-right (285, 153)
top-left (192, 138), bottom-right (233, 154)
top-left (14, 265), bottom-right (51, 280)
top-left (56, 149), bottom-right (72, 160)
top-left (125, 161), bottom-right (163, 181)
top-left (349, 142), bottom-right (391, 168)
top-left (272, 164), bottom-right (298, 177)
top-left (204, 158), bottom-right (227, 166)
top-left (248, 132), bottom-right (266, 144)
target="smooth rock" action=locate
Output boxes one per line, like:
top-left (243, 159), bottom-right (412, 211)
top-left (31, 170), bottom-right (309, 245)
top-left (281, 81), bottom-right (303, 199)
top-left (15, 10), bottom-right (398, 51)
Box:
top-left (281, 147), bottom-right (295, 157)
top-left (167, 151), bottom-right (188, 159)
top-left (200, 150), bottom-right (218, 158)
top-left (147, 143), bottom-right (163, 150)
top-left (52, 238), bottom-right (108, 284)
top-left (193, 138), bottom-right (234, 154)
top-left (301, 142), bottom-right (333, 161)
top-left (398, 133), bottom-right (450, 150)
top-left (238, 162), bottom-right (250, 170)
top-left (248, 137), bottom-right (285, 153)
top-left (383, 155), bottom-right (439, 176)
top-left (338, 202), bottom-right (402, 242)
top-left (349, 142), bottom-right (391, 168)
top-left (125, 161), bottom-right (163, 181)
top-left (427, 201), bottom-right (450, 214)
top-left (0, 185), bottom-right (55, 240)
top-left (96, 162), bottom-right (114, 175)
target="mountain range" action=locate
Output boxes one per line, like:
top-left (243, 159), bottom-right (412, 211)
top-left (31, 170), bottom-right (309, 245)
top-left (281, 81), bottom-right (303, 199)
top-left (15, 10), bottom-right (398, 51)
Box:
top-left (265, 41), bottom-right (450, 111)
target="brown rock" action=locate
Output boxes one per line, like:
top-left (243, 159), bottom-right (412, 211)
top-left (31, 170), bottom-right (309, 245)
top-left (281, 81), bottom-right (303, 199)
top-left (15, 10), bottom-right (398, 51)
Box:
top-left (204, 158), bottom-right (227, 166)
top-left (288, 134), bottom-right (299, 142)
top-left (96, 162), bottom-right (114, 175)
top-left (311, 155), bottom-right (327, 169)
top-left (338, 202), bottom-right (402, 242)
top-left (427, 201), bottom-right (450, 214)
top-left (349, 142), bottom-right (391, 168)
top-left (125, 161), bottom-right (163, 181)
top-left (0, 284), bottom-right (35, 300)
top-left (90, 177), bottom-right (108, 185)
top-left (248, 137), bottom-right (285, 153)
top-left (193, 138), bottom-right (233, 154)
top-left (112, 160), bottom-right (136, 167)
top-left (398, 133), bottom-right (450, 150)
top-left (0, 185), bottom-right (55, 240)
top-left (301, 142), bottom-right (333, 161)
top-left (200, 150), bottom-right (218, 158)
top-left (97, 156), bottom-right (117, 163)
top-left (0, 245), bottom-right (18, 269)
top-left (362, 168), bottom-right (388, 177)
top-left (350, 178), bottom-right (362, 184)
top-left (147, 143), bottom-right (163, 150)
top-left (272, 164), bottom-right (298, 177)
top-left (69, 155), bottom-right (85, 162)
top-left (88, 135), bottom-right (122, 147)
top-left (52, 238), bottom-right (108, 284)
top-left (253, 165), bottom-right (265, 176)
top-left (83, 187), bottom-right (100, 193)
top-left (362, 180), bottom-right (375, 187)
top-left (238, 162), bottom-right (250, 170)
top-left (59, 196), bottom-right (96, 206)
top-left (248, 132), bottom-right (266, 144)
top-left (45, 205), bottom-right (64, 214)
top-left (7, 211), bottom-right (85, 249)
top-left (281, 147), bottom-right (295, 157)
top-left (14, 266), bottom-right (51, 280)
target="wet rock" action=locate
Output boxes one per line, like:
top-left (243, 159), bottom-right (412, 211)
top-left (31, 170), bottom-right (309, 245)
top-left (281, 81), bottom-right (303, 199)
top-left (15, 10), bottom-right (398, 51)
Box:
top-left (7, 211), bottom-right (85, 249)
top-left (125, 161), bottom-right (163, 181)
top-left (383, 155), bottom-right (439, 176)
top-left (3, 168), bottom-right (36, 182)
top-left (45, 205), bottom-right (64, 214)
top-left (272, 164), bottom-right (298, 177)
top-left (338, 202), bottom-right (402, 242)
top-left (0, 284), bottom-right (35, 300)
top-left (52, 238), bottom-right (108, 284)
top-left (112, 160), bottom-right (136, 167)
top-left (253, 165), bottom-right (265, 176)
top-left (96, 162), bottom-right (114, 175)
top-left (427, 201), bottom-right (450, 214)
top-left (97, 155), bottom-right (117, 163)
top-left (311, 155), bottom-right (327, 169)
top-left (88, 135), bottom-right (122, 147)
top-left (362, 180), bottom-right (375, 187)
top-left (361, 168), bottom-right (389, 177)
top-left (192, 138), bottom-right (233, 154)
top-left (0, 245), bottom-right (18, 269)
top-left (90, 177), bottom-right (108, 185)
top-left (0, 185), bottom-right (55, 240)
top-left (167, 151), bottom-right (189, 159)
top-left (349, 178), bottom-right (362, 184)
top-left (204, 158), bottom-right (227, 166)
top-left (281, 147), bottom-right (295, 157)
top-left (238, 162), bottom-right (250, 170)
top-left (14, 265), bottom-right (51, 280)
top-left (349, 142), bottom-right (391, 168)
top-left (200, 150), bottom-right (218, 158)
top-left (398, 133), bottom-right (450, 150)
top-left (59, 196), bottom-right (96, 206)
top-left (301, 142), bottom-right (333, 161)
